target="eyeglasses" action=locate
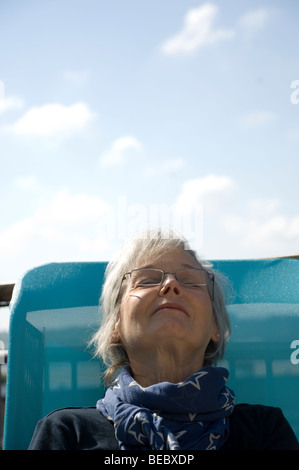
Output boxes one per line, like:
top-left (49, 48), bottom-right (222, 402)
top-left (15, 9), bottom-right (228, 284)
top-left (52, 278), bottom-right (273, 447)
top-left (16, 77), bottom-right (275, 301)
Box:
top-left (123, 268), bottom-right (214, 299)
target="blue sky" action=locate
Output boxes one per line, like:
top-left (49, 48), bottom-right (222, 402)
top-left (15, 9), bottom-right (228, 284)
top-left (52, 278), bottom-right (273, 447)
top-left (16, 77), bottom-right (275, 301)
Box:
top-left (1, 0), bottom-right (299, 287)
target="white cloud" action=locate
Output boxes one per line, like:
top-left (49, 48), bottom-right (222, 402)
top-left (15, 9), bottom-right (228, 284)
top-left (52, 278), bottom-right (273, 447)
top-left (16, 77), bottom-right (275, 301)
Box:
top-left (161, 158), bottom-right (185, 172)
top-left (144, 157), bottom-right (185, 178)
top-left (0, 95), bottom-right (24, 114)
top-left (1, 180), bottom-right (297, 284)
top-left (242, 215), bottom-right (299, 255)
top-left (0, 179), bottom-right (237, 280)
top-left (238, 8), bottom-right (272, 38)
top-left (239, 111), bottom-right (278, 129)
top-left (161, 3), bottom-right (235, 56)
top-left (10, 102), bottom-right (95, 137)
top-left (223, 198), bottom-right (299, 257)
top-left (99, 136), bottom-right (142, 167)
top-left (0, 190), bottom-right (111, 261)
top-left (77, 235), bottom-right (112, 254)
top-left (172, 180), bottom-right (299, 258)
top-left (13, 175), bottom-right (40, 191)
top-left (173, 174), bottom-right (235, 215)
top-left (169, 174), bottom-right (235, 252)
top-left (247, 198), bottom-right (281, 217)
top-left (62, 70), bottom-right (90, 86)
top-left (287, 127), bottom-right (299, 142)
top-left (0, 218), bottom-right (36, 256)
top-left (38, 225), bottom-right (64, 242)
top-left (35, 189), bottom-right (110, 224)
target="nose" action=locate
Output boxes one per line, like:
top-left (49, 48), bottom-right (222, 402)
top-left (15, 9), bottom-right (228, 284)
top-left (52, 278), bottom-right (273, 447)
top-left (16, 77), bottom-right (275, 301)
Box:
top-left (159, 273), bottom-right (182, 296)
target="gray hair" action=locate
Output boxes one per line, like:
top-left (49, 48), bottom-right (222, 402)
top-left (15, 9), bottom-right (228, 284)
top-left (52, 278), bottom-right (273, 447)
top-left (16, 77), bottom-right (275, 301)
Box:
top-left (91, 228), bottom-right (231, 385)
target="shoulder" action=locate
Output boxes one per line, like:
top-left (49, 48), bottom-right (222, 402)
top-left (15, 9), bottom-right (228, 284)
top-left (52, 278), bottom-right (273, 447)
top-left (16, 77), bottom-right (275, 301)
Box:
top-left (35, 406), bottom-right (110, 430)
top-left (222, 404), bottom-right (299, 450)
top-left (41, 406), bottom-right (106, 423)
top-left (231, 403), bottom-right (283, 422)
top-left (29, 407), bottom-right (119, 450)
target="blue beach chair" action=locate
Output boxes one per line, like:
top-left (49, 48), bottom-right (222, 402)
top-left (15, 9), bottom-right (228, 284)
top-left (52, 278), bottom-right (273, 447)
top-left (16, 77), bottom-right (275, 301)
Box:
top-left (3, 258), bottom-right (299, 449)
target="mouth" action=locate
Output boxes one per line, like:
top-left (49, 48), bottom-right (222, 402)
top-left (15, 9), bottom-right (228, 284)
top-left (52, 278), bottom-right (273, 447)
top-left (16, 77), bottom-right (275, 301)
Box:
top-left (153, 303), bottom-right (189, 316)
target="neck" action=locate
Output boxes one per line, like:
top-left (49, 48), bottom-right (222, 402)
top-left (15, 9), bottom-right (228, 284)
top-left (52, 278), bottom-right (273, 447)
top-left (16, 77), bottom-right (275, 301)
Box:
top-left (128, 348), bottom-right (205, 387)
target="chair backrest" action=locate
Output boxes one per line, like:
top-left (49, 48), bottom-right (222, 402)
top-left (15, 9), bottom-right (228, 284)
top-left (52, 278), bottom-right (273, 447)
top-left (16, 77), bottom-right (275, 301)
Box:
top-left (213, 259), bottom-right (299, 442)
top-left (3, 259), bottom-right (299, 449)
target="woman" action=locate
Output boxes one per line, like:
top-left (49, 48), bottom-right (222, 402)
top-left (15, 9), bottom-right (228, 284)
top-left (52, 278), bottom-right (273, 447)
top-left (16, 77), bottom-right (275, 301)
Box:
top-left (29, 229), bottom-right (299, 450)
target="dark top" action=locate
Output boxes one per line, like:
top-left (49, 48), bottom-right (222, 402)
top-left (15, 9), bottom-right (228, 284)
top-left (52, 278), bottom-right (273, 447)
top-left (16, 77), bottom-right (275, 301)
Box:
top-left (28, 404), bottom-right (299, 450)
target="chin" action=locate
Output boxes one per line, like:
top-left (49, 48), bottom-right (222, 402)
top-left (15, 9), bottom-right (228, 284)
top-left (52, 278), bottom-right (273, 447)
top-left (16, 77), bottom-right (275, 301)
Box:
top-left (151, 318), bottom-right (190, 338)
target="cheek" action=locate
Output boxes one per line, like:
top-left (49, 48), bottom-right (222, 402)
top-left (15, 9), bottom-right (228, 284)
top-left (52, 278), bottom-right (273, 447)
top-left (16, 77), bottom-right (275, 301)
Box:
top-left (117, 297), bottom-right (152, 352)
top-left (118, 291), bottom-right (148, 334)
top-left (192, 290), bottom-right (213, 313)
top-left (120, 288), bottom-right (155, 315)
top-left (192, 294), bottom-right (215, 329)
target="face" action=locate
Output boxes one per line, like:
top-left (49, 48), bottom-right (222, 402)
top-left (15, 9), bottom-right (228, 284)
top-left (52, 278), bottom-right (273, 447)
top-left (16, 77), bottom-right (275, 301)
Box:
top-left (114, 248), bottom-right (219, 366)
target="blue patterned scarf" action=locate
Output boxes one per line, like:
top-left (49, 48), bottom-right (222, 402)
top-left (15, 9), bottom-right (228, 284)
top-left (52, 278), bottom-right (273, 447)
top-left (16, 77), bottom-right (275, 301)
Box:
top-left (97, 366), bottom-right (235, 450)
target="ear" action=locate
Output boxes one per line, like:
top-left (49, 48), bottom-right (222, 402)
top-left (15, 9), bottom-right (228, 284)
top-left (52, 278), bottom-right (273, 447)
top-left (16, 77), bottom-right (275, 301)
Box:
top-left (211, 331), bottom-right (221, 343)
top-left (111, 320), bottom-right (121, 343)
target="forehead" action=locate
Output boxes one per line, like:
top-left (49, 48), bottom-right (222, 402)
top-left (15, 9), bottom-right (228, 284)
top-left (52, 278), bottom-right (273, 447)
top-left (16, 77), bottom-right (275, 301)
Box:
top-left (136, 247), bottom-right (201, 271)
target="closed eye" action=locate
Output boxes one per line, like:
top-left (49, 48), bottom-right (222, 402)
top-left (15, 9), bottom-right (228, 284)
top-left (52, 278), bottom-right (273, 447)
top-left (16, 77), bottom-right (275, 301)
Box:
top-left (137, 278), bottom-right (158, 285)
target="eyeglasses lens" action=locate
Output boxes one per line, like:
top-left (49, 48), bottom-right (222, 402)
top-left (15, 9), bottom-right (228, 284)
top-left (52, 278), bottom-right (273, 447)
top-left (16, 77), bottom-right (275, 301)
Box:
top-left (131, 269), bottom-right (207, 286)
